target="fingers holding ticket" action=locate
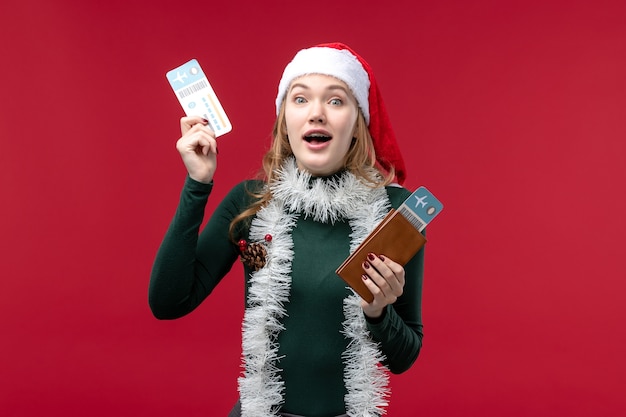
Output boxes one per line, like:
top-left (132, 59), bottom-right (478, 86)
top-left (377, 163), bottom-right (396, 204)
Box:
top-left (176, 116), bottom-right (218, 184)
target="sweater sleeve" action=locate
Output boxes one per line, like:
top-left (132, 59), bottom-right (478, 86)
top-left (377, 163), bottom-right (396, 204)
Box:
top-left (366, 243), bottom-right (425, 373)
top-left (365, 186), bottom-right (426, 374)
top-left (148, 177), bottom-right (253, 319)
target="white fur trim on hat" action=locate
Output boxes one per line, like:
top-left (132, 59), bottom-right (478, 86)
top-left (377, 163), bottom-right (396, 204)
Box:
top-left (275, 46), bottom-right (371, 124)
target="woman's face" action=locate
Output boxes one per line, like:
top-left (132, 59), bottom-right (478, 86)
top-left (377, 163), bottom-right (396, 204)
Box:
top-left (284, 74), bottom-right (359, 176)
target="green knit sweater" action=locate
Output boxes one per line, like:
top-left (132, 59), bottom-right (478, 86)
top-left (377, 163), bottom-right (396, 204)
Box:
top-left (149, 175), bottom-right (425, 416)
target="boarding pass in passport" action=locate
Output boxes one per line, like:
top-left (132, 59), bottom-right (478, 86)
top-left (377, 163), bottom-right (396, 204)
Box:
top-left (166, 59), bottom-right (232, 137)
top-left (336, 186), bottom-right (443, 302)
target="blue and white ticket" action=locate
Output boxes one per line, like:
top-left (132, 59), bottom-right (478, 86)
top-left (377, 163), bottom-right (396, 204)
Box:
top-left (397, 186), bottom-right (444, 232)
top-left (166, 59), bottom-right (232, 137)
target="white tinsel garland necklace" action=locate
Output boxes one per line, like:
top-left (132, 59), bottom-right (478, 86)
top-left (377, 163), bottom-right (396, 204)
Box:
top-left (238, 158), bottom-right (392, 417)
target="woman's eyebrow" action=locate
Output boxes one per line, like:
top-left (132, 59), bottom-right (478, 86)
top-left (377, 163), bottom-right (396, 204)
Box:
top-left (290, 82), bottom-right (310, 91)
top-left (326, 85), bottom-right (349, 94)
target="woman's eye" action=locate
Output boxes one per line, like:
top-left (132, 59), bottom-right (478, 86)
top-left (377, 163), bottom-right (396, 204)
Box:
top-left (330, 98), bottom-right (343, 106)
top-left (294, 97), bottom-right (307, 104)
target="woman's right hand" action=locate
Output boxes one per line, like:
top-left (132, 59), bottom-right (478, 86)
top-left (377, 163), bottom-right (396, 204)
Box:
top-left (176, 116), bottom-right (218, 184)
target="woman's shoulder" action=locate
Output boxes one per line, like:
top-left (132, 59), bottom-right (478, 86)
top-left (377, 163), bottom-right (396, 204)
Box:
top-left (223, 179), bottom-right (265, 205)
top-left (385, 184), bottom-right (412, 208)
top-left (230, 179), bottom-right (265, 193)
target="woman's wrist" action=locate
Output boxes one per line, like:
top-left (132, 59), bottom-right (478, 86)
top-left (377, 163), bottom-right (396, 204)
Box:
top-left (363, 305), bottom-right (387, 324)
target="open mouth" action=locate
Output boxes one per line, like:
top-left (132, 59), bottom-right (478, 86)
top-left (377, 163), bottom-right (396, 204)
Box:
top-left (304, 133), bottom-right (332, 144)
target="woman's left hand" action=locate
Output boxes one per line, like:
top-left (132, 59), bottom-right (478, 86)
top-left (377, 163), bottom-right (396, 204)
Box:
top-left (360, 253), bottom-right (405, 319)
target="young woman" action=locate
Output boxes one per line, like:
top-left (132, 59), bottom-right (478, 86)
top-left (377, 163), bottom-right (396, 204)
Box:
top-left (149, 42), bottom-right (425, 417)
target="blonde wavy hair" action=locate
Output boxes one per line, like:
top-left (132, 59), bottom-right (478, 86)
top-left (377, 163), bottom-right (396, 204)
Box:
top-left (228, 101), bottom-right (395, 239)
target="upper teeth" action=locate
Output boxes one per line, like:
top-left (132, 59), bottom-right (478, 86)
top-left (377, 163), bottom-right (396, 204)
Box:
top-left (307, 133), bottom-right (328, 137)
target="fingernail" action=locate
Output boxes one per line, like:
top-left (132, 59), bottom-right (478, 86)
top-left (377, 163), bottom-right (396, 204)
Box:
top-left (367, 253), bottom-right (376, 261)
top-left (201, 118), bottom-right (209, 124)
top-left (363, 261), bottom-right (370, 269)
top-left (379, 255), bottom-right (386, 261)
top-left (362, 274), bottom-right (368, 281)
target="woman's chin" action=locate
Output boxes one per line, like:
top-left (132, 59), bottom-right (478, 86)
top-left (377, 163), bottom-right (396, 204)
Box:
top-left (295, 159), bottom-right (342, 177)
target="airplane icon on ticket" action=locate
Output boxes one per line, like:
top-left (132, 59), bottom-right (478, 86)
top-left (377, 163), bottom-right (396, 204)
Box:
top-left (414, 195), bottom-right (428, 208)
top-left (172, 71), bottom-right (188, 84)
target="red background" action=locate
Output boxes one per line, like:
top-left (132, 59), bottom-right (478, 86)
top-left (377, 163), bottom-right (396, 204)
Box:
top-left (1, 0), bottom-right (625, 416)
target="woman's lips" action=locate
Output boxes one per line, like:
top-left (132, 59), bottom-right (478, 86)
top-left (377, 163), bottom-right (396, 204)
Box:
top-left (304, 138), bottom-right (332, 150)
top-left (303, 129), bottom-right (332, 146)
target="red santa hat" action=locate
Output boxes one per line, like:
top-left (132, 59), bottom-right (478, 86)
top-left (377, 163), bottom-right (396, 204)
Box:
top-left (275, 42), bottom-right (407, 185)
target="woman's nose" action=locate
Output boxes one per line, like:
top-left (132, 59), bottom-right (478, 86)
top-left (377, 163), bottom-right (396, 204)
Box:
top-left (309, 101), bottom-right (326, 123)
